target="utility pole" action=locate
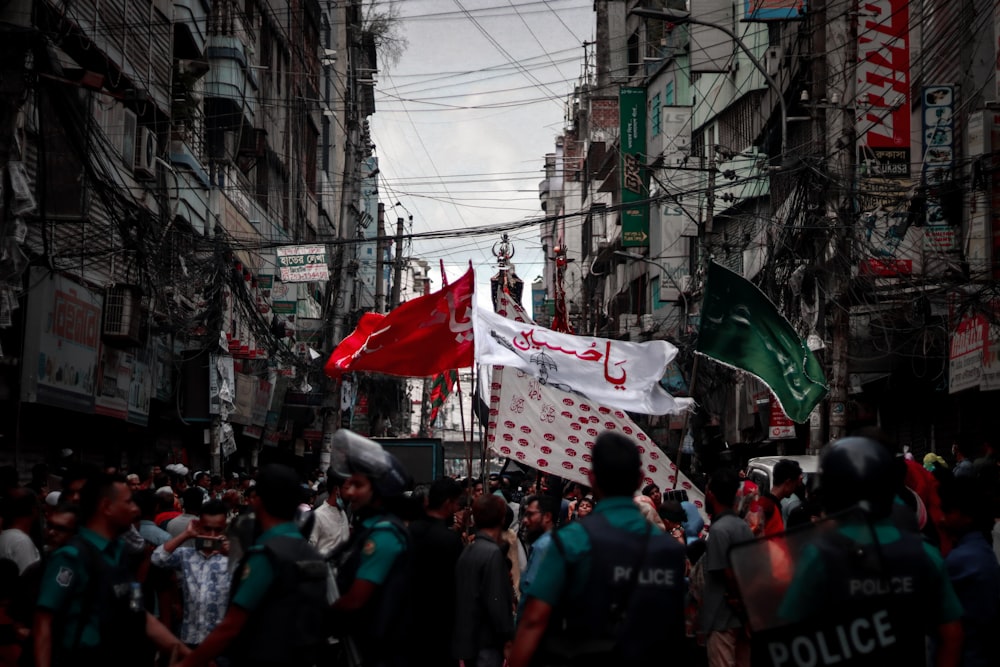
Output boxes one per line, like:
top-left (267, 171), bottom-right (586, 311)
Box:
top-left (390, 216), bottom-right (405, 308)
top-left (374, 203), bottom-right (385, 312)
top-left (808, 0), bottom-right (830, 452)
top-left (705, 152), bottom-right (715, 235)
top-left (825, 0), bottom-right (858, 443)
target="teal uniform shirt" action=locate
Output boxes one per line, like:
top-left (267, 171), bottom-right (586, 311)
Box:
top-left (231, 522), bottom-right (305, 611)
top-left (36, 527), bottom-right (125, 649)
top-left (779, 517), bottom-right (964, 623)
top-left (355, 514), bottom-right (407, 585)
top-left (527, 496), bottom-right (656, 606)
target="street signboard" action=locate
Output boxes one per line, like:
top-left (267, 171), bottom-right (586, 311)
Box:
top-left (744, 0), bottom-right (806, 22)
top-left (277, 244), bottom-right (329, 283)
top-left (620, 87), bottom-right (649, 248)
top-left (949, 313), bottom-right (987, 394)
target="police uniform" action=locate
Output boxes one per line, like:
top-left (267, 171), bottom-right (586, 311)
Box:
top-left (772, 515), bottom-right (963, 667)
top-left (332, 512), bottom-right (410, 666)
top-left (36, 527), bottom-right (147, 666)
top-left (526, 496), bottom-right (687, 665)
top-left (227, 522), bottom-right (327, 667)
top-left (350, 514), bottom-right (407, 586)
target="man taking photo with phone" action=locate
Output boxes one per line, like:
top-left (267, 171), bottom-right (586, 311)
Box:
top-left (151, 499), bottom-right (232, 654)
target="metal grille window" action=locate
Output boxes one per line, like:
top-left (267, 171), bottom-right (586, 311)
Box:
top-left (717, 91), bottom-right (764, 155)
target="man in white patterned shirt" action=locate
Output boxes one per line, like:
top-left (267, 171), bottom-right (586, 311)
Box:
top-left (308, 473), bottom-right (349, 557)
top-left (151, 500), bottom-right (231, 647)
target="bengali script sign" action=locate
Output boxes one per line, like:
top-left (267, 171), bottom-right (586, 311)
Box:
top-left (276, 245), bottom-right (329, 283)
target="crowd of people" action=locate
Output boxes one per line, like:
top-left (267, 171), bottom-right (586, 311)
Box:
top-left (0, 426), bottom-right (997, 667)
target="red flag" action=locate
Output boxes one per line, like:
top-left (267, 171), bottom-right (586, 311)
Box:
top-left (325, 267), bottom-right (475, 377)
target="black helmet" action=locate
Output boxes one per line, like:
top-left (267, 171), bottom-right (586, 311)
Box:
top-left (330, 429), bottom-right (412, 498)
top-left (818, 436), bottom-right (895, 518)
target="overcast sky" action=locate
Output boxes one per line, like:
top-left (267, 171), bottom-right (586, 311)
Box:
top-left (370, 0), bottom-right (595, 313)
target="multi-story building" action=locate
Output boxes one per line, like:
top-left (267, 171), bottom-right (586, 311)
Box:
top-left (0, 0), bottom-right (383, 476)
top-left (541, 0), bottom-right (1000, 469)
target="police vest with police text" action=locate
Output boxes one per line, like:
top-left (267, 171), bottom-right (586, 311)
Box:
top-left (765, 527), bottom-right (936, 667)
top-left (543, 512), bottom-right (687, 664)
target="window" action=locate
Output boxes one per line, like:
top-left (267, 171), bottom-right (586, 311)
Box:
top-left (628, 32), bottom-right (640, 77)
top-left (665, 81), bottom-right (675, 106)
top-left (651, 93), bottom-right (661, 136)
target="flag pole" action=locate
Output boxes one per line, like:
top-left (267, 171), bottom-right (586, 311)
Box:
top-left (674, 355), bottom-right (699, 490)
top-left (457, 367), bottom-right (469, 468)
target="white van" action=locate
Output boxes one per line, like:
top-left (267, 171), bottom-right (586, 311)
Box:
top-left (745, 454), bottom-right (819, 495)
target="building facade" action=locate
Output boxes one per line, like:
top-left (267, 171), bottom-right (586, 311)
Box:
top-left (0, 0), bottom-right (397, 476)
top-left (540, 0), bottom-right (1000, 470)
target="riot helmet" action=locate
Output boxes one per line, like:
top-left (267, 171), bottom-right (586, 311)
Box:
top-left (817, 436), bottom-right (896, 518)
top-left (330, 429), bottom-right (412, 498)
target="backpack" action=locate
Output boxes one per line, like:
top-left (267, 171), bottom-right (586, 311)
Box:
top-left (230, 535), bottom-right (328, 665)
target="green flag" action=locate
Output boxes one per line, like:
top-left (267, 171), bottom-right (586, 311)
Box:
top-left (696, 262), bottom-right (828, 423)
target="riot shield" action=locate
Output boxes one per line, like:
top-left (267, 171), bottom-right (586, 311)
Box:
top-left (728, 508), bottom-right (928, 667)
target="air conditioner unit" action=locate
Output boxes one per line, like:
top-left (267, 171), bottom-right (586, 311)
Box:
top-left (677, 274), bottom-right (693, 294)
top-left (102, 285), bottom-right (143, 346)
top-left (640, 314), bottom-right (656, 334)
top-left (134, 127), bottom-right (158, 179)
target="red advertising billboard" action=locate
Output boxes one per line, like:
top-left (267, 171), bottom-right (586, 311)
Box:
top-left (857, 0), bottom-right (911, 176)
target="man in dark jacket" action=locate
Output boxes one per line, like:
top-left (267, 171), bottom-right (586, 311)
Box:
top-left (409, 477), bottom-right (464, 667)
top-left (453, 493), bottom-right (515, 667)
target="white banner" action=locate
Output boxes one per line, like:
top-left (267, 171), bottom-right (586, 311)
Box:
top-left (485, 292), bottom-right (707, 522)
top-left (473, 300), bottom-right (693, 415)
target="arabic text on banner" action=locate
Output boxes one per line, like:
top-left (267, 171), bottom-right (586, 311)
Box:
top-left (473, 300), bottom-right (693, 416)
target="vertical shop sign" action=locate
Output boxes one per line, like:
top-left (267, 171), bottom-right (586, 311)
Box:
top-left (769, 398), bottom-right (796, 439)
top-left (981, 300), bottom-right (1000, 391)
top-left (949, 314), bottom-right (987, 394)
top-left (620, 87), bottom-right (649, 247)
top-left (922, 85), bottom-right (956, 253)
top-left (856, 0), bottom-right (911, 176)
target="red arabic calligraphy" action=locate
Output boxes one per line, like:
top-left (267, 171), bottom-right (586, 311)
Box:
top-left (602, 341), bottom-right (627, 386)
top-left (511, 329), bottom-right (604, 362)
top-left (508, 328), bottom-right (628, 387)
top-left (447, 290), bottom-right (473, 343)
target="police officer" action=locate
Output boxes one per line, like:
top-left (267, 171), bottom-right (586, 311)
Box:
top-left (508, 430), bottom-right (687, 667)
top-left (33, 472), bottom-right (186, 667)
top-left (771, 436), bottom-right (963, 667)
top-left (327, 429), bottom-right (414, 667)
top-left (178, 464), bottom-right (328, 667)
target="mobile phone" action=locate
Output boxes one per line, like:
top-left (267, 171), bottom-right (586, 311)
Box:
top-left (195, 537), bottom-right (222, 551)
top-left (663, 490), bottom-right (689, 503)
